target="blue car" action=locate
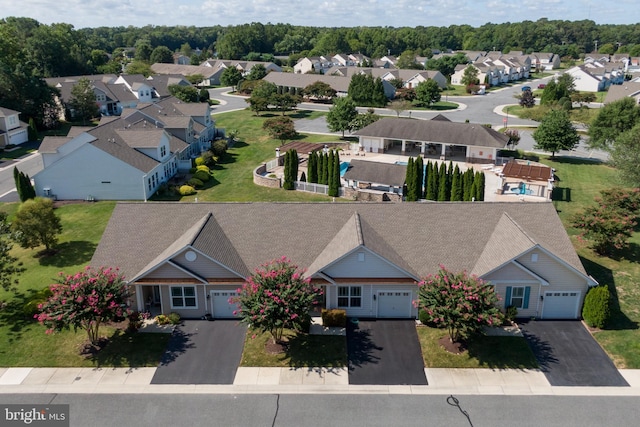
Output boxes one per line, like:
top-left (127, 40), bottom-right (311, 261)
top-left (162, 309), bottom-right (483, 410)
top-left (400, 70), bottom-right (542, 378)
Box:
top-left (522, 86), bottom-right (532, 92)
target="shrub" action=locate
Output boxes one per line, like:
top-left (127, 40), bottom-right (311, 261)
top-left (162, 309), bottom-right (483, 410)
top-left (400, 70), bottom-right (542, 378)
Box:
top-left (418, 309), bottom-right (431, 326)
top-left (505, 305), bottom-right (518, 323)
top-left (155, 314), bottom-right (170, 325)
top-left (179, 185), bottom-right (196, 196)
top-left (168, 312), bottom-right (181, 324)
top-left (321, 308), bottom-right (347, 327)
top-left (193, 170), bottom-right (210, 182)
top-left (22, 287), bottom-right (53, 317)
top-left (196, 165), bottom-right (210, 173)
top-left (582, 285), bottom-right (611, 329)
top-left (194, 157), bottom-right (205, 166)
top-left (187, 178), bottom-right (203, 188)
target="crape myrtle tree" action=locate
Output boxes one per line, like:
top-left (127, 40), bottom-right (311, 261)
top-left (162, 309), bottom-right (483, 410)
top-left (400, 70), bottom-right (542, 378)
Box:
top-left (36, 266), bottom-right (130, 345)
top-left (416, 266), bottom-right (503, 344)
top-left (232, 257), bottom-right (323, 344)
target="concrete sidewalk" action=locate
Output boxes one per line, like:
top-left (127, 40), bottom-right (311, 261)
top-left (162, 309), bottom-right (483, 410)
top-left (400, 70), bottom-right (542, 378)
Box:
top-left (1, 367), bottom-right (640, 396)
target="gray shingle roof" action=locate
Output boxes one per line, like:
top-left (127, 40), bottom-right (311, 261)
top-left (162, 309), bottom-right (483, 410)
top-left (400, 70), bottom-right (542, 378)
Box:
top-left (91, 202), bottom-right (588, 284)
top-left (353, 118), bottom-right (509, 149)
top-left (343, 159), bottom-right (407, 187)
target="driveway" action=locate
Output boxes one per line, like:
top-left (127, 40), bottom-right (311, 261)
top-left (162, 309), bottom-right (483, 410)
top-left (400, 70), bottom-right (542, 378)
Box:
top-left (346, 319), bottom-right (427, 385)
top-left (151, 320), bottom-right (246, 384)
top-left (519, 320), bottom-right (628, 387)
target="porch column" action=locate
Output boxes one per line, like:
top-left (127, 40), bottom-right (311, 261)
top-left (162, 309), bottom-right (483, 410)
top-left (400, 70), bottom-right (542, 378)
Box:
top-left (440, 144), bottom-right (447, 160)
top-left (420, 141), bottom-right (426, 154)
top-left (401, 140), bottom-right (407, 155)
top-left (135, 285), bottom-right (143, 312)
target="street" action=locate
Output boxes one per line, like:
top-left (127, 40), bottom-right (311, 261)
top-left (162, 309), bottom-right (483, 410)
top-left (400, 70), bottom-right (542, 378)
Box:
top-left (0, 393), bottom-right (636, 427)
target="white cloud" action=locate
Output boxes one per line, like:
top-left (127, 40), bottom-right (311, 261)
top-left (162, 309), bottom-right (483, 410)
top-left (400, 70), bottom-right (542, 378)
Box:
top-left (0, 0), bottom-right (637, 28)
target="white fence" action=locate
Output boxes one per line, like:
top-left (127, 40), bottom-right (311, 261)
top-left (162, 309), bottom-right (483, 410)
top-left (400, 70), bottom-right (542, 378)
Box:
top-left (266, 158), bottom-right (279, 171)
top-left (295, 181), bottom-right (344, 196)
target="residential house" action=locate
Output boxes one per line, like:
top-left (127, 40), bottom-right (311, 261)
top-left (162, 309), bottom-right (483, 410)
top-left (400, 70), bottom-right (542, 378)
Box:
top-left (353, 117), bottom-right (509, 162)
top-left (32, 96), bottom-right (218, 201)
top-left (326, 67), bottom-right (447, 90)
top-left (263, 72), bottom-right (396, 99)
top-left (603, 81), bottom-right (640, 104)
top-left (91, 202), bottom-right (597, 320)
top-left (0, 107), bottom-right (29, 147)
top-left (150, 63), bottom-right (220, 86)
top-left (531, 52), bottom-right (561, 71)
top-left (332, 54), bottom-right (354, 67)
top-left (342, 159), bottom-right (406, 195)
top-left (45, 74), bottom-right (191, 119)
top-left (293, 56), bottom-right (332, 74)
top-left (451, 63), bottom-right (502, 86)
top-left (564, 66), bottom-right (609, 92)
top-left (349, 53), bottom-right (370, 66)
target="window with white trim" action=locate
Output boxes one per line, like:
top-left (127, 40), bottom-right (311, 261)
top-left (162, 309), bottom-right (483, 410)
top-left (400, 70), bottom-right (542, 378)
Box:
top-left (510, 286), bottom-right (525, 309)
top-left (338, 286), bottom-right (361, 308)
top-left (170, 286), bottom-right (197, 308)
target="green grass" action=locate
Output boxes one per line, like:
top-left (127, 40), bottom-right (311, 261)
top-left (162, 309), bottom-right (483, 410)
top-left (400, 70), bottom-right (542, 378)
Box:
top-left (174, 109), bottom-right (345, 202)
top-left (539, 156), bottom-right (640, 368)
top-left (0, 201), bottom-right (170, 367)
top-left (240, 328), bottom-right (347, 368)
top-left (417, 326), bottom-right (538, 369)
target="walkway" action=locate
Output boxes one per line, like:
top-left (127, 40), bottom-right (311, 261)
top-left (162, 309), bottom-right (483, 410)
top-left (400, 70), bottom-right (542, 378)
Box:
top-left (1, 366), bottom-right (640, 395)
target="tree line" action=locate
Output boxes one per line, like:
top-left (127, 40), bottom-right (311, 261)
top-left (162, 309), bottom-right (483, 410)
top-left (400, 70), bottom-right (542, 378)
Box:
top-left (405, 158), bottom-right (485, 202)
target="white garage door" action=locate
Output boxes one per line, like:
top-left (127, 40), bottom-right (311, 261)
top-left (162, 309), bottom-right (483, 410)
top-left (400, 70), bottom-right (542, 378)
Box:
top-left (542, 291), bottom-right (581, 319)
top-left (377, 291), bottom-right (412, 318)
top-left (211, 290), bottom-right (239, 319)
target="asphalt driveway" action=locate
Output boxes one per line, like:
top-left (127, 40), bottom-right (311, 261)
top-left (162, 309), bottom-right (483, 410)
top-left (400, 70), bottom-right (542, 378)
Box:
top-left (519, 320), bottom-right (628, 387)
top-left (151, 320), bottom-right (246, 384)
top-left (346, 319), bottom-right (427, 385)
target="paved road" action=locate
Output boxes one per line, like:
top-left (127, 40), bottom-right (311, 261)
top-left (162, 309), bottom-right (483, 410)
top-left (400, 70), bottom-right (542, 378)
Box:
top-left (2, 393), bottom-right (637, 427)
top-left (0, 152), bottom-right (43, 201)
top-left (210, 80), bottom-right (609, 161)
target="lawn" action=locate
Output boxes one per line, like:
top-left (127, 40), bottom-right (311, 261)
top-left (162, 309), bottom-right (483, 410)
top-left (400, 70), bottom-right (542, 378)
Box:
top-left (240, 328), bottom-right (347, 368)
top-left (0, 201), bottom-right (170, 367)
top-left (417, 326), bottom-right (538, 369)
top-left (173, 109), bottom-right (345, 202)
top-left (539, 155), bottom-right (640, 369)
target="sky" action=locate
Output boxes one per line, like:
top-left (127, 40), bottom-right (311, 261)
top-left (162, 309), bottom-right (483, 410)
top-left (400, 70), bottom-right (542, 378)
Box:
top-left (1, 0), bottom-right (639, 29)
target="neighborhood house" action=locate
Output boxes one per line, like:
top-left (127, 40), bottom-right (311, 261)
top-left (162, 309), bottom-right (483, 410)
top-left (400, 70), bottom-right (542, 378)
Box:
top-left (91, 202), bottom-right (597, 321)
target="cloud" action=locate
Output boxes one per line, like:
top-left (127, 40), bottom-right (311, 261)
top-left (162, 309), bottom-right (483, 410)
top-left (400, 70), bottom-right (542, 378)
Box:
top-left (1, 0), bottom-right (637, 28)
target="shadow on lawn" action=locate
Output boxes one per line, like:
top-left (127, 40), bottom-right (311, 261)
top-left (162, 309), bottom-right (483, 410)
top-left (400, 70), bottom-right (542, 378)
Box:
top-left (88, 329), bottom-right (171, 368)
top-left (465, 335), bottom-right (540, 370)
top-left (37, 241), bottom-right (96, 268)
top-left (580, 256), bottom-right (638, 331)
top-left (282, 333), bottom-right (347, 369)
top-left (0, 288), bottom-right (49, 343)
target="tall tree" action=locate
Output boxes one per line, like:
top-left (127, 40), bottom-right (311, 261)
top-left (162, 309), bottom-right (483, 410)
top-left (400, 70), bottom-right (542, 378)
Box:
top-left (150, 45), bottom-right (174, 64)
top-left (415, 79), bottom-right (441, 106)
top-left (220, 67), bottom-right (243, 90)
top-left (450, 164), bottom-right (462, 201)
top-left (405, 157), bottom-right (416, 201)
top-left (308, 152), bottom-right (318, 184)
top-left (0, 212), bottom-right (24, 292)
top-left (246, 81), bottom-right (276, 116)
top-left (588, 97), bottom-right (640, 150)
top-left (327, 97), bottom-right (357, 137)
top-left (12, 197), bottom-right (62, 253)
top-left (329, 150), bottom-right (340, 197)
top-left (68, 78), bottom-right (99, 124)
top-left (610, 124), bottom-right (640, 187)
top-left (532, 109), bottom-right (580, 158)
top-left (415, 156), bottom-right (424, 199)
top-left (460, 65), bottom-right (480, 86)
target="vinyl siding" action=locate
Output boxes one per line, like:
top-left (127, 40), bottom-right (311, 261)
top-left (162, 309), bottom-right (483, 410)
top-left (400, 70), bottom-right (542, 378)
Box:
top-left (174, 249), bottom-right (243, 278)
top-left (483, 262), bottom-right (540, 282)
top-left (160, 284), bottom-right (207, 318)
top-left (323, 250), bottom-right (408, 278)
top-left (327, 283), bottom-right (419, 318)
top-left (144, 263), bottom-right (195, 280)
top-left (34, 144), bottom-right (146, 200)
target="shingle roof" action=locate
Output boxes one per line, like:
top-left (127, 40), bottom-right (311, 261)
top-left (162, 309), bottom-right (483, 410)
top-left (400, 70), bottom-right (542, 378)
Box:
top-left (263, 72), bottom-right (351, 92)
top-left (353, 118), bottom-right (509, 149)
top-left (342, 159), bottom-right (407, 187)
top-left (91, 202), bottom-right (588, 284)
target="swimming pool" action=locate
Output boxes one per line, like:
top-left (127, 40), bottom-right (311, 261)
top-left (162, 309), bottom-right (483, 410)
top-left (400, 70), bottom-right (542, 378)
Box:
top-left (340, 161), bottom-right (350, 177)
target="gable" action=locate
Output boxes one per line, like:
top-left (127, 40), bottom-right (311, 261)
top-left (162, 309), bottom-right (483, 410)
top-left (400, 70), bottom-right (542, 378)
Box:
top-left (322, 248), bottom-right (412, 279)
top-left (140, 248), bottom-right (241, 281)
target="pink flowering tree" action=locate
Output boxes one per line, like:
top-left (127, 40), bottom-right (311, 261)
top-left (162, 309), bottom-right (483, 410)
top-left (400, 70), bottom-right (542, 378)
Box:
top-left (35, 266), bottom-right (130, 345)
top-left (233, 257), bottom-right (322, 344)
top-left (416, 266), bottom-right (503, 343)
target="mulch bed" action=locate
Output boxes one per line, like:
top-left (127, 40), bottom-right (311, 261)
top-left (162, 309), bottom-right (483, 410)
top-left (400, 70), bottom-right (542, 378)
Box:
top-left (265, 340), bottom-right (289, 354)
top-left (438, 336), bottom-right (467, 355)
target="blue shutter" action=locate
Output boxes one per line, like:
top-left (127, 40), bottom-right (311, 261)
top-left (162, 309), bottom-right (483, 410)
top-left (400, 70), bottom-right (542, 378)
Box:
top-left (505, 286), bottom-right (512, 308)
top-left (523, 286), bottom-right (531, 309)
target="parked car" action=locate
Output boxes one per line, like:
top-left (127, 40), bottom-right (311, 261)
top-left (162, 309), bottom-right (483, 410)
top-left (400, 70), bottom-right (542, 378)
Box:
top-left (521, 86), bottom-right (532, 92)
top-left (538, 83), bottom-right (546, 89)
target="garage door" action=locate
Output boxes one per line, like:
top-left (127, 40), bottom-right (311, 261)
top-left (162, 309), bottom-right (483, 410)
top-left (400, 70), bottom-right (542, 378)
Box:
top-left (377, 291), bottom-right (412, 318)
top-left (541, 291), bottom-right (581, 319)
top-left (211, 290), bottom-right (239, 318)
